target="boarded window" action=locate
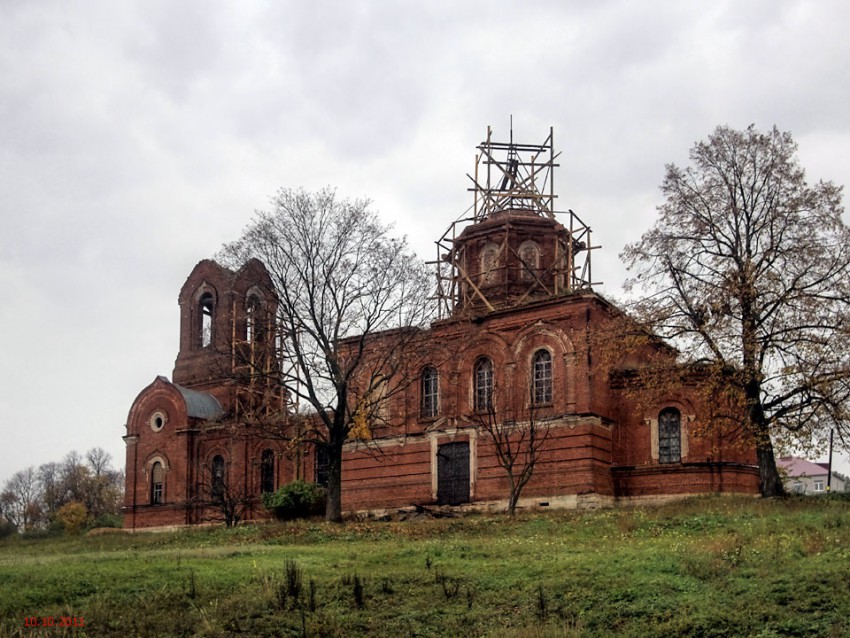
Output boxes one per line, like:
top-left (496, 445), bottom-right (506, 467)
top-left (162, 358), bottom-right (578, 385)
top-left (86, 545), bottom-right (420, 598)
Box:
top-left (474, 357), bottom-right (494, 412)
top-left (260, 449), bottom-right (275, 493)
top-left (480, 244), bottom-right (500, 284)
top-left (518, 241), bottom-right (541, 280)
top-left (658, 408), bottom-right (681, 464)
top-left (421, 366), bottom-right (439, 418)
top-left (437, 442), bottom-right (470, 505)
top-left (151, 461), bottom-right (164, 505)
top-left (531, 349), bottom-right (553, 405)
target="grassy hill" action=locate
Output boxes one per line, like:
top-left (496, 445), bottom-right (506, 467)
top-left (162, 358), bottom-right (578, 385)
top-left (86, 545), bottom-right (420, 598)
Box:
top-left (1, 496), bottom-right (849, 637)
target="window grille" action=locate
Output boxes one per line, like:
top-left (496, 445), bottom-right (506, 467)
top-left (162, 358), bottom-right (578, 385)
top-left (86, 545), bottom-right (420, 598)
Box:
top-left (151, 461), bottom-right (164, 505)
top-left (531, 349), bottom-right (552, 405)
top-left (421, 366), bottom-right (439, 418)
top-left (658, 408), bottom-right (681, 464)
top-left (315, 446), bottom-right (330, 488)
top-left (474, 357), bottom-right (494, 412)
top-left (260, 449), bottom-right (275, 493)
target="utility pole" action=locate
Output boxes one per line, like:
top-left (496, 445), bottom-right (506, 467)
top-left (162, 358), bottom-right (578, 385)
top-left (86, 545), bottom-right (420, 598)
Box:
top-left (827, 428), bottom-right (834, 492)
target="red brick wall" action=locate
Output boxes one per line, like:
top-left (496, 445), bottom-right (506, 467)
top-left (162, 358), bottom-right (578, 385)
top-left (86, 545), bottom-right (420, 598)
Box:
top-left (475, 420), bottom-right (614, 499)
top-left (123, 376), bottom-right (300, 529)
top-left (342, 440), bottom-right (433, 510)
top-left (125, 256), bottom-right (759, 527)
top-left (172, 258), bottom-right (278, 406)
top-left (366, 295), bottom-right (617, 430)
top-left (613, 464), bottom-right (759, 497)
top-left (332, 292), bottom-right (759, 512)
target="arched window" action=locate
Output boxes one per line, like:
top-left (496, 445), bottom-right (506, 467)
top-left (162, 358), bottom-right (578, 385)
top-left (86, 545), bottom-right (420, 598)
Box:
top-left (246, 294), bottom-right (262, 343)
top-left (421, 366), bottom-right (439, 418)
top-left (199, 292), bottom-right (215, 348)
top-left (260, 449), bottom-right (275, 493)
top-left (480, 244), bottom-right (500, 284)
top-left (531, 349), bottom-right (553, 405)
top-left (314, 445), bottom-right (329, 488)
top-left (211, 455), bottom-right (225, 500)
top-left (474, 357), bottom-right (494, 412)
top-left (518, 241), bottom-right (541, 281)
top-left (151, 461), bottom-right (164, 505)
top-left (658, 408), bottom-right (681, 464)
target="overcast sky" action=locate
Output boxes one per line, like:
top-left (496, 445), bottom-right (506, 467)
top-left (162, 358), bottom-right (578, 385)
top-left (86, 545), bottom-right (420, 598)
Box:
top-left (3, 0), bottom-right (850, 488)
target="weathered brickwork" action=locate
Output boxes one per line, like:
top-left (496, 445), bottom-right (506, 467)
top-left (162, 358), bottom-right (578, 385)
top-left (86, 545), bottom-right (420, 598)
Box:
top-left (124, 204), bottom-right (759, 530)
top-left (124, 260), bottom-right (300, 529)
top-left (329, 280), bottom-right (758, 516)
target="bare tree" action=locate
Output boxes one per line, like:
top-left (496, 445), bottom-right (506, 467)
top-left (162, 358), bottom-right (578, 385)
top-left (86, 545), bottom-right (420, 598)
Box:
top-left (60, 451), bottom-right (88, 503)
top-left (1, 450), bottom-right (124, 531)
top-left (0, 491), bottom-right (19, 530)
top-left (191, 429), bottom-right (254, 528)
top-left (622, 125), bottom-right (850, 497)
top-left (1, 467), bottom-right (42, 531)
top-left (37, 462), bottom-right (63, 518)
top-left (81, 448), bottom-right (124, 522)
top-left (202, 471), bottom-right (252, 529)
top-left (48, 450), bottom-right (122, 522)
top-left (471, 394), bottom-right (550, 517)
top-left (86, 447), bottom-right (111, 477)
top-left (221, 188), bottom-right (433, 521)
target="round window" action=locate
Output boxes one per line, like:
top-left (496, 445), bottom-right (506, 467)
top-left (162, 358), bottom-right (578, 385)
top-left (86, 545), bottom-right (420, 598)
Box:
top-left (149, 410), bottom-right (167, 432)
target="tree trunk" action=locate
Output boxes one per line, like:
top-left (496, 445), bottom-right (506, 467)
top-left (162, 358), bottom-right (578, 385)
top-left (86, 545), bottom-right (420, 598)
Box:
top-left (744, 363), bottom-right (785, 498)
top-left (507, 478), bottom-right (519, 518)
top-left (749, 394), bottom-right (785, 497)
top-left (756, 435), bottom-right (785, 497)
top-left (325, 442), bottom-right (344, 523)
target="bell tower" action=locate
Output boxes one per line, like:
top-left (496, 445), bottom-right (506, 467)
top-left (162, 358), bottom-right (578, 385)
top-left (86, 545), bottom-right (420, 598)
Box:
top-left (434, 127), bottom-right (599, 318)
top-left (172, 258), bottom-right (284, 417)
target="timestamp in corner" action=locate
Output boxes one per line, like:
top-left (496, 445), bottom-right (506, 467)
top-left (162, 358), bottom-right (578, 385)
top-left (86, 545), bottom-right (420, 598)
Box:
top-left (20, 616), bottom-right (86, 635)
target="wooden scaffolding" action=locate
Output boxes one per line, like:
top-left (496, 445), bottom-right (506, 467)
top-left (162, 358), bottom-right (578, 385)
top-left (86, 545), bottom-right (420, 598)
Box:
top-left (432, 127), bottom-right (599, 318)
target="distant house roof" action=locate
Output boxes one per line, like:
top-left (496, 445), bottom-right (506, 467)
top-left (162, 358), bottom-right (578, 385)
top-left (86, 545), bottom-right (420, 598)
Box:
top-left (173, 382), bottom-right (224, 420)
top-left (778, 456), bottom-right (829, 478)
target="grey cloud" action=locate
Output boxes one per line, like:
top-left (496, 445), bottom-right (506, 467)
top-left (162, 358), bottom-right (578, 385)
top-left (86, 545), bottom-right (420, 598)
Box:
top-left (3, 0), bottom-right (850, 486)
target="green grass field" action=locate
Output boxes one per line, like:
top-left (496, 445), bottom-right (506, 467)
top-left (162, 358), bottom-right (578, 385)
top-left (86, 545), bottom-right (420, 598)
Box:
top-left (1, 496), bottom-right (849, 637)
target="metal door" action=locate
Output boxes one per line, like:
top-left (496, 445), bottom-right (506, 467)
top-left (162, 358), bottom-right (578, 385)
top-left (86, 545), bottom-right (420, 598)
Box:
top-left (437, 442), bottom-right (470, 505)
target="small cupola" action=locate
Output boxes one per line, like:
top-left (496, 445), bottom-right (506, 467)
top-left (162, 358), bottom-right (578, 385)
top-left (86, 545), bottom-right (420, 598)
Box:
top-left (434, 127), bottom-right (599, 318)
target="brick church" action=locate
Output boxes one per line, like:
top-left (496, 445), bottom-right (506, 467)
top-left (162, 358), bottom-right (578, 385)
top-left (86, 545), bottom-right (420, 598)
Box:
top-left (123, 129), bottom-right (759, 529)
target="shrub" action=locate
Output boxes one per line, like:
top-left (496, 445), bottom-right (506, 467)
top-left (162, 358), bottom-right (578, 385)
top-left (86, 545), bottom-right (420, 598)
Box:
top-left (0, 518), bottom-right (17, 539)
top-left (261, 480), bottom-right (326, 520)
top-left (285, 558), bottom-right (303, 601)
top-left (92, 513), bottom-right (123, 529)
top-left (56, 501), bottom-right (88, 535)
